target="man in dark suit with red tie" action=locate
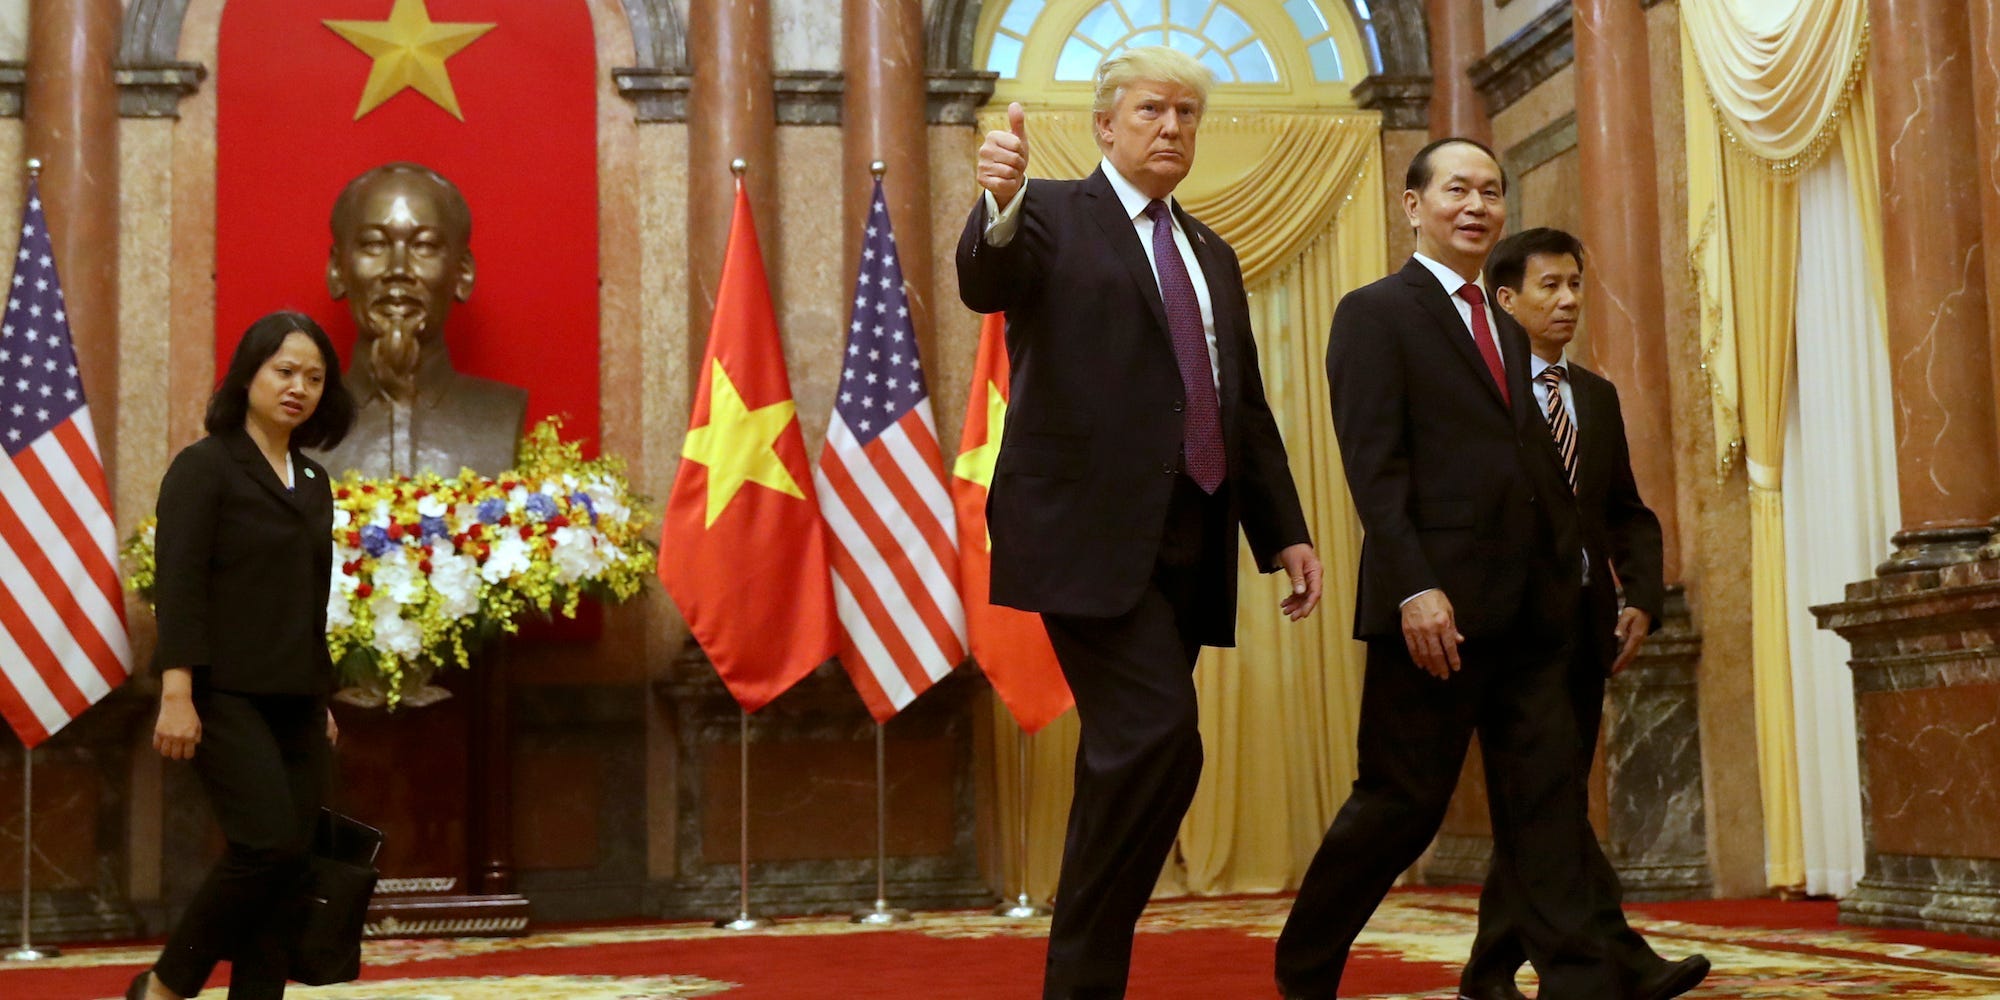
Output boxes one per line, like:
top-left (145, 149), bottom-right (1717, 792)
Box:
top-left (955, 45), bottom-right (1322, 1000)
top-left (1456, 227), bottom-right (1708, 1000)
top-left (1276, 138), bottom-right (1624, 999)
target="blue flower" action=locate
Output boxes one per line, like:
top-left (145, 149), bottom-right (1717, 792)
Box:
top-left (525, 493), bottom-right (558, 522)
top-left (359, 525), bottom-right (393, 558)
top-left (420, 515), bottom-right (450, 541)
top-left (569, 492), bottom-right (598, 525)
top-left (477, 498), bottom-right (507, 524)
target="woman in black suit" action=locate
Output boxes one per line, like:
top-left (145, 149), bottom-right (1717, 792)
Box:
top-left (130, 311), bottom-right (355, 1000)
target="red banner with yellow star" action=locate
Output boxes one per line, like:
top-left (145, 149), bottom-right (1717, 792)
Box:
top-left (215, 0), bottom-right (598, 450)
top-left (658, 182), bottom-right (838, 712)
top-left (952, 313), bottom-right (1071, 733)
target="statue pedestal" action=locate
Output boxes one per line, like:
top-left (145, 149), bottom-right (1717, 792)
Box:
top-left (1419, 588), bottom-right (1713, 900)
top-left (339, 648), bottom-right (529, 937)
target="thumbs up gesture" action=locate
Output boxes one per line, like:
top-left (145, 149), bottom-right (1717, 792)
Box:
top-left (977, 101), bottom-right (1030, 210)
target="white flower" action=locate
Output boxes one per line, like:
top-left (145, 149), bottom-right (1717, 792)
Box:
top-left (333, 507), bottom-right (352, 530)
top-left (549, 525), bottom-right (608, 583)
top-left (416, 494), bottom-right (449, 519)
top-left (332, 543), bottom-right (363, 594)
top-left (481, 534), bottom-right (533, 583)
top-left (429, 549), bottom-right (481, 618)
top-left (373, 550), bottom-right (424, 605)
top-left (326, 585), bottom-right (353, 630)
top-left (368, 593), bottom-right (422, 658)
top-left (581, 479), bottom-right (631, 525)
top-left (508, 484), bottom-right (530, 508)
top-left (371, 500), bottom-right (393, 526)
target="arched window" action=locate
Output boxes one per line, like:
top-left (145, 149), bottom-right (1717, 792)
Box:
top-left (979, 0), bottom-right (1375, 107)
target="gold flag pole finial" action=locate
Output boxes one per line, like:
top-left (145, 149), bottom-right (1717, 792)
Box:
top-left (25, 158), bottom-right (40, 179)
top-left (870, 160), bottom-right (887, 180)
top-left (730, 158), bottom-right (747, 178)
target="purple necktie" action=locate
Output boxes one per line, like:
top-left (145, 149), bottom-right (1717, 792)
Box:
top-left (1144, 199), bottom-right (1224, 493)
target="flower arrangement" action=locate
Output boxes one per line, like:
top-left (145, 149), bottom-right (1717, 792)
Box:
top-left (124, 418), bottom-right (656, 707)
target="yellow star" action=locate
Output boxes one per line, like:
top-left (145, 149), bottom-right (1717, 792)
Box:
top-left (681, 359), bottom-right (808, 529)
top-left (325, 0), bottom-right (495, 121)
top-left (952, 381), bottom-right (1009, 551)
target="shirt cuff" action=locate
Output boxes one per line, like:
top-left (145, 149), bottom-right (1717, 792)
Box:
top-left (983, 187), bottom-right (1025, 247)
top-left (1399, 588), bottom-right (1440, 608)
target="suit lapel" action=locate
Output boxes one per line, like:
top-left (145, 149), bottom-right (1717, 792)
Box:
top-left (1568, 366), bottom-right (1605, 494)
top-left (223, 429), bottom-right (312, 516)
top-left (1082, 168), bottom-right (1172, 343)
top-left (1400, 260), bottom-right (1508, 411)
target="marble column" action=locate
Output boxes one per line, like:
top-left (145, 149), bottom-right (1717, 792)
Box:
top-left (1573, 0), bottom-right (1682, 581)
top-left (23, 0), bottom-right (119, 477)
top-left (1868, 0), bottom-right (2000, 570)
top-left (1424, 0), bottom-right (1491, 144)
top-left (842, 0), bottom-right (935, 372)
top-left (687, 0), bottom-right (777, 361)
top-left (1970, 0), bottom-right (2000, 441)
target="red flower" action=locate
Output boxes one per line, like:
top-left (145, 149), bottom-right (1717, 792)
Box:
top-left (387, 523), bottom-right (405, 541)
top-left (355, 583), bottom-right (373, 598)
top-left (519, 526), bottom-right (534, 541)
top-left (335, 488), bottom-right (350, 500)
top-left (341, 560), bottom-right (359, 575)
top-left (498, 514), bottom-right (512, 528)
top-left (346, 530), bottom-right (362, 547)
top-left (418, 559), bottom-right (433, 574)
top-left (550, 515), bottom-right (571, 530)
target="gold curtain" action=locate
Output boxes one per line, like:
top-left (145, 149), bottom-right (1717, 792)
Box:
top-left (982, 111), bottom-right (1386, 899)
top-left (1680, 0), bottom-right (1878, 889)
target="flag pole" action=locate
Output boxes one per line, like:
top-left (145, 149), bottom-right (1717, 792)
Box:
top-left (852, 721), bottom-right (910, 924)
top-left (715, 704), bottom-right (768, 931)
top-left (6, 156), bottom-right (58, 963)
top-left (851, 159), bottom-right (912, 927)
top-left (7, 745), bottom-right (57, 961)
top-left (994, 722), bottom-right (1050, 918)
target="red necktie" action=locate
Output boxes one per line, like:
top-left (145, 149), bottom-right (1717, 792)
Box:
top-left (1145, 200), bottom-right (1224, 493)
top-left (1456, 283), bottom-right (1510, 407)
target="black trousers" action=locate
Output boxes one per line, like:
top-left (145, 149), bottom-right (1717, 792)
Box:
top-left (1463, 602), bottom-right (1664, 990)
top-left (154, 690), bottom-right (329, 1000)
top-left (1275, 607), bottom-right (1618, 999)
top-left (1038, 476), bottom-right (1229, 1000)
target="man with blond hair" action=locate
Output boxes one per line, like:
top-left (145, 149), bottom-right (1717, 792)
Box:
top-left (957, 46), bottom-right (1322, 999)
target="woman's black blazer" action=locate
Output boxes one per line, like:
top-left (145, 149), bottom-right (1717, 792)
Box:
top-left (152, 427), bottom-right (336, 695)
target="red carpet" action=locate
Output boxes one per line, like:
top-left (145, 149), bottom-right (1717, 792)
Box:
top-left (9, 889), bottom-right (2000, 998)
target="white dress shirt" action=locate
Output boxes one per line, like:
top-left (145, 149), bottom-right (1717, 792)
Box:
top-left (982, 159), bottom-right (1220, 389)
top-left (1528, 352), bottom-right (1580, 437)
top-left (1410, 251), bottom-right (1505, 364)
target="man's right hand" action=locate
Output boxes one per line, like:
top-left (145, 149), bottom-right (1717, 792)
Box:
top-left (977, 102), bottom-right (1030, 210)
top-left (153, 693), bottom-right (202, 761)
top-left (1400, 588), bottom-right (1464, 679)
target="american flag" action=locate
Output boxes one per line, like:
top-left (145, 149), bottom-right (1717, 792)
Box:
top-left (816, 180), bottom-right (967, 721)
top-left (0, 179), bottom-right (130, 747)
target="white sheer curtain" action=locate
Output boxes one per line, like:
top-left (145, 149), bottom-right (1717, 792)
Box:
top-left (1781, 146), bottom-right (1898, 897)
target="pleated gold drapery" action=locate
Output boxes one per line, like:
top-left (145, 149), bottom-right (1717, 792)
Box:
top-left (978, 110), bottom-right (1386, 899)
top-left (1680, 0), bottom-right (1879, 889)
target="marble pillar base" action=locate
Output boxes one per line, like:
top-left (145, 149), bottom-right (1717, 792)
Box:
top-left (1815, 554), bottom-right (2000, 937)
top-left (650, 649), bottom-right (989, 919)
top-left (1421, 588), bottom-right (1712, 900)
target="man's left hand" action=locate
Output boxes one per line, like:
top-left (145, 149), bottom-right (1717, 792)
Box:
top-left (1610, 606), bottom-right (1651, 675)
top-left (1277, 544), bottom-right (1322, 621)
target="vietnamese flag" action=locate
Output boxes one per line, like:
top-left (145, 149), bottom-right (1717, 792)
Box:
top-left (658, 181), bottom-right (838, 712)
top-left (951, 313), bottom-right (1072, 732)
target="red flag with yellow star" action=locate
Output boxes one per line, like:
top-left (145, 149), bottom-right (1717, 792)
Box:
top-left (216, 0), bottom-right (598, 451)
top-left (659, 181), bottom-right (838, 711)
top-left (952, 313), bottom-right (1071, 732)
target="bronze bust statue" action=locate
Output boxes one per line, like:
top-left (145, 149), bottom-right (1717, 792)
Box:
top-left (312, 162), bottom-right (528, 479)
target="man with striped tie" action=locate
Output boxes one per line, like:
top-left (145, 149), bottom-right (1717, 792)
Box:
top-left (957, 45), bottom-right (1321, 1000)
top-left (1457, 227), bottom-right (1706, 1000)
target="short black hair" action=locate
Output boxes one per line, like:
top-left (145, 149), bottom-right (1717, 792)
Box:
top-left (205, 310), bottom-right (356, 450)
top-left (1405, 136), bottom-right (1508, 194)
top-left (1485, 227), bottom-right (1585, 293)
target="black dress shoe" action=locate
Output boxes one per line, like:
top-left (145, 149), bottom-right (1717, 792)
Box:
top-left (1456, 980), bottom-right (1528, 1000)
top-left (1633, 954), bottom-right (1710, 1000)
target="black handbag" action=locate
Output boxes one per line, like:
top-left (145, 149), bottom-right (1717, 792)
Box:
top-left (288, 808), bottom-right (382, 986)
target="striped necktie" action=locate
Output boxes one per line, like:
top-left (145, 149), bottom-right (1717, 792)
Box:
top-left (1538, 364), bottom-right (1578, 493)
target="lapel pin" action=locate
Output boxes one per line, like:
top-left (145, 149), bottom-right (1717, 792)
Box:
top-left (304, 468), bottom-right (315, 480)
